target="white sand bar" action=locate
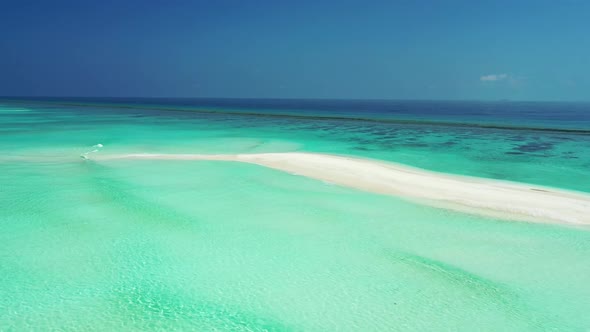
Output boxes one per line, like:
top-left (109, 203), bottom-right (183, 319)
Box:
top-left (98, 152), bottom-right (590, 226)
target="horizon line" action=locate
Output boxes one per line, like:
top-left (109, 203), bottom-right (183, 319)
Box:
top-left (1, 96), bottom-right (590, 104)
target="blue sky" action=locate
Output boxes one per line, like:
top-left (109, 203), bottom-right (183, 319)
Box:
top-left (1, 0), bottom-right (589, 101)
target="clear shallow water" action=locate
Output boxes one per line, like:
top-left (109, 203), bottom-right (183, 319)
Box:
top-left (1, 99), bottom-right (590, 330)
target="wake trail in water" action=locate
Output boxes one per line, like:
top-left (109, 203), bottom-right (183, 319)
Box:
top-left (81, 144), bottom-right (103, 160)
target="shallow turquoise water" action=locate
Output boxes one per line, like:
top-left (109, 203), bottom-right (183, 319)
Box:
top-left (1, 101), bottom-right (590, 330)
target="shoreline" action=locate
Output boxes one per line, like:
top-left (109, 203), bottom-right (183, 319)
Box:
top-left (95, 152), bottom-right (590, 226)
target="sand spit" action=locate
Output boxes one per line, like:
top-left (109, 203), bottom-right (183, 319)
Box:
top-left (95, 152), bottom-right (590, 226)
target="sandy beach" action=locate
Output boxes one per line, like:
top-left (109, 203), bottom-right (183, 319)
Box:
top-left (97, 152), bottom-right (590, 226)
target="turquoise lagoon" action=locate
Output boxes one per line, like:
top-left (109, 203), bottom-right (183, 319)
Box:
top-left (1, 99), bottom-right (590, 331)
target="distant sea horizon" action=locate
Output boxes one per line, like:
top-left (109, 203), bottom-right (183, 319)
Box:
top-left (3, 96), bottom-right (590, 132)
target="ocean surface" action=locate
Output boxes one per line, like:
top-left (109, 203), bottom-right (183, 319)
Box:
top-left (1, 98), bottom-right (590, 331)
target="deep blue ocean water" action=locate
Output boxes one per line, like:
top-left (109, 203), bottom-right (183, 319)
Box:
top-left (6, 97), bottom-right (590, 131)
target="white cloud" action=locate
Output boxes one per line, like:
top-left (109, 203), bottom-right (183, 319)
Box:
top-left (480, 73), bottom-right (508, 82)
